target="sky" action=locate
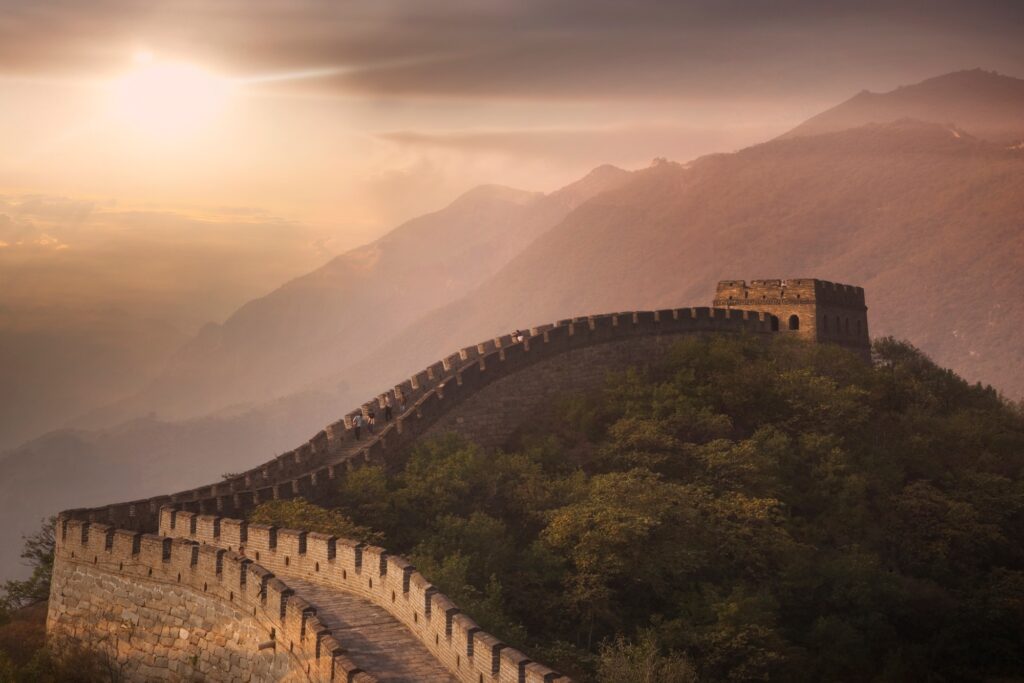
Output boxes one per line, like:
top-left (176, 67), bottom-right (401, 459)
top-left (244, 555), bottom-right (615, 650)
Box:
top-left (0, 0), bottom-right (1022, 495)
top-left (1, 0), bottom-right (1022, 246)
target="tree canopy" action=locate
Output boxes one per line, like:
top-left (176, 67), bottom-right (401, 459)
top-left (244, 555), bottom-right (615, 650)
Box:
top-left (251, 335), bottom-right (1024, 681)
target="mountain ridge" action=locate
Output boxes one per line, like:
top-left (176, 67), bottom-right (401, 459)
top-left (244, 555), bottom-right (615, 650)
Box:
top-left (4, 70), bottom-right (1023, 585)
top-left (781, 68), bottom-right (1024, 143)
top-left (77, 165), bottom-right (631, 428)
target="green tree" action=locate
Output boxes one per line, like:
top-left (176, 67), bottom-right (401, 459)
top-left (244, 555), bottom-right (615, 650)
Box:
top-left (597, 630), bottom-right (696, 683)
top-left (0, 518), bottom-right (55, 611)
top-left (249, 498), bottom-right (381, 544)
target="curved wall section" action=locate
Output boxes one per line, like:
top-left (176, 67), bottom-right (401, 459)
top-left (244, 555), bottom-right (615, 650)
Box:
top-left (48, 518), bottom-right (378, 683)
top-left (158, 508), bottom-right (566, 683)
top-left (423, 333), bottom-right (680, 448)
top-left (62, 307), bottom-right (774, 532)
top-left (51, 305), bottom-right (783, 683)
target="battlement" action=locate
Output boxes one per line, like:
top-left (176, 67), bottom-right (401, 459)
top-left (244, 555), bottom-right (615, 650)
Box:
top-left (154, 507), bottom-right (565, 683)
top-left (713, 278), bottom-right (869, 354)
top-left (64, 306), bottom-right (780, 530)
top-left (50, 516), bottom-right (378, 682)
top-left (714, 278), bottom-right (866, 309)
top-left (51, 281), bottom-right (871, 681)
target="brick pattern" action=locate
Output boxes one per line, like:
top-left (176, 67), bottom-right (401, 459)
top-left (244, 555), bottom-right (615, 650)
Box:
top-left (48, 560), bottom-right (298, 682)
top-left (160, 507), bottom-right (567, 683)
top-left (49, 518), bottom-right (378, 683)
top-left (713, 277), bottom-right (870, 357)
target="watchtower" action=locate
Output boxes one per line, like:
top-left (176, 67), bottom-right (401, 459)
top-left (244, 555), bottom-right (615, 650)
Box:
top-left (713, 278), bottom-right (870, 358)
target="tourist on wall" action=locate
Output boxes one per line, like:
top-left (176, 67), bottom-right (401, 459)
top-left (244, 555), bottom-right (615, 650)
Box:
top-left (352, 413), bottom-right (363, 440)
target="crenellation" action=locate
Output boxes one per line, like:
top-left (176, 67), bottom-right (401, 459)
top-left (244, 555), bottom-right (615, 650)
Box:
top-left (54, 280), bottom-right (873, 682)
top-left (112, 528), bottom-right (142, 557)
top-left (452, 613), bottom-right (481, 658)
top-left (277, 528), bottom-right (306, 560)
top-left (525, 661), bottom-right (566, 683)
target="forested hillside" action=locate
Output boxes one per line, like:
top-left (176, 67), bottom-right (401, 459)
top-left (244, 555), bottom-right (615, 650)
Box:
top-left (255, 337), bottom-right (1024, 682)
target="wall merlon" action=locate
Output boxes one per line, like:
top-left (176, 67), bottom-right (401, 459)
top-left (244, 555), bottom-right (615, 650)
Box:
top-left (473, 631), bottom-right (505, 669)
top-left (276, 528), bottom-right (307, 558)
top-left (499, 647), bottom-right (531, 675)
top-left (194, 545), bottom-right (222, 577)
top-left (452, 612), bottom-right (480, 642)
top-left (306, 533), bottom-right (336, 562)
top-left (247, 524), bottom-right (277, 554)
top-left (84, 522), bottom-right (112, 555)
top-left (169, 537), bottom-right (197, 572)
top-left (525, 661), bottom-right (564, 683)
top-left (111, 529), bottom-right (141, 556)
top-left (220, 518), bottom-right (248, 549)
top-left (266, 578), bottom-right (292, 619)
top-left (139, 534), bottom-right (170, 566)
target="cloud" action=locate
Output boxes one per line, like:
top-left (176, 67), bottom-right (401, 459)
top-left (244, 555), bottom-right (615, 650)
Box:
top-left (34, 234), bottom-right (69, 249)
top-left (0, 0), bottom-right (1021, 103)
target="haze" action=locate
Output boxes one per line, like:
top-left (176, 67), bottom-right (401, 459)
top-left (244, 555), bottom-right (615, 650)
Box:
top-left (4, 1), bottom-right (1023, 228)
top-left (0, 0), bottom-right (1023, 586)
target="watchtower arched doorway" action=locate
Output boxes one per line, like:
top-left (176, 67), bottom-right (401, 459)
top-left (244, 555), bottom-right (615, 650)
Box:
top-left (788, 315), bottom-right (800, 330)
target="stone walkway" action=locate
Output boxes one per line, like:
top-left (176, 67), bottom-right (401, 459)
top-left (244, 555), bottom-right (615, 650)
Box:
top-left (286, 578), bottom-right (457, 683)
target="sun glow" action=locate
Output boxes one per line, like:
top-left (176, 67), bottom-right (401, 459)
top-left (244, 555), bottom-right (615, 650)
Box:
top-left (110, 57), bottom-right (232, 135)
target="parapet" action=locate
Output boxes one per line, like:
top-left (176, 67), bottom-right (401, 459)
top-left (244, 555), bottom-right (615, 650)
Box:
top-left (52, 283), bottom-right (871, 680)
top-left (714, 278), bottom-right (865, 309)
top-left (51, 515), bottom-right (379, 683)
top-left (62, 305), bottom-right (779, 529)
top-left (155, 506), bottom-right (570, 683)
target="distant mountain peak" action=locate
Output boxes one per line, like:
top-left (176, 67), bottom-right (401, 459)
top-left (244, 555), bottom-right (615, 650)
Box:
top-left (782, 69), bottom-right (1024, 144)
top-left (449, 183), bottom-right (540, 208)
top-left (548, 164), bottom-right (630, 209)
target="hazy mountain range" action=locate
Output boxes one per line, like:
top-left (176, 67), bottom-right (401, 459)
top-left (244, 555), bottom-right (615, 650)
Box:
top-left (782, 68), bottom-right (1024, 144)
top-left (81, 165), bottom-right (630, 426)
top-left (2, 69), bottom-right (1022, 580)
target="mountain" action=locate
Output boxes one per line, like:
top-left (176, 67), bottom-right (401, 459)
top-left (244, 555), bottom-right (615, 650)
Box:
top-left (5, 71), bottom-right (1024, 583)
top-left (350, 120), bottom-right (1024, 403)
top-left (0, 202), bottom-right (333, 452)
top-left (83, 165), bottom-right (630, 426)
top-left (0, 385), bottom-right (351, 582)
top-left (782, 69), bottom-right (1024, 144)
top-left (0, 165), bottom-right (631, 581)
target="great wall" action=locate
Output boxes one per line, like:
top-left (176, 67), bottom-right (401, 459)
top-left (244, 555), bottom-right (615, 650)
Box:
top-left (47, 279), bottom-right (869, 682)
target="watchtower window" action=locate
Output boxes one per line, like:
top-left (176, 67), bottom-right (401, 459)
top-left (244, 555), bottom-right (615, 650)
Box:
top-left (770, 315), bottom-right (779, 332)
top-left (788, 315), bottom-right (800, 331)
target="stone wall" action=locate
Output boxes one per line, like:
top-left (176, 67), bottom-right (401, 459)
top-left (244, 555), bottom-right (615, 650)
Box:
top-left (48, 518), bottom-right (378, 682)
top-left (713, 278), bottom-right (869, 358)
top-left (158, 507), bottom-right (567, 683)
top-left (423, 334), bottom-right (679, 449)
top-left (64, 307), bottom-right (777, 529)
top-left (48, 562), bottom-right (295, 682)
top-left (51, 291), bottom-right (870, 681)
